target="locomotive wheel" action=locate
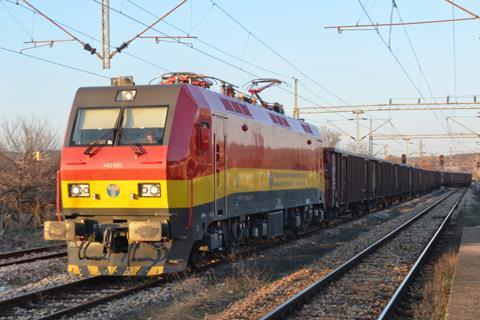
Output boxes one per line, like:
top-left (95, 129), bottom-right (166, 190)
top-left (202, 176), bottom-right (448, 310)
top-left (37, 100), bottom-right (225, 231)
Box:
top-left (189, 244), bottom-right (207, 270)
top-left (362, 203), bottom-right (369, 216)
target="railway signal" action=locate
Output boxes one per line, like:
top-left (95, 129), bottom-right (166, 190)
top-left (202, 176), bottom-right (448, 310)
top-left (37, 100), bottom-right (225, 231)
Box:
top-left (33, 151), bottom-right (41, 161)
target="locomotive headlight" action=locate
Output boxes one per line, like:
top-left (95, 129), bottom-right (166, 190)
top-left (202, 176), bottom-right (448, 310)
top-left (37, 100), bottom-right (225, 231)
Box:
top-left (69, 183), bottom-right (90, 197)
top-left (139, 183), bottom-right (161, 197)
top-left (116, 90), bottom-right (137, 102)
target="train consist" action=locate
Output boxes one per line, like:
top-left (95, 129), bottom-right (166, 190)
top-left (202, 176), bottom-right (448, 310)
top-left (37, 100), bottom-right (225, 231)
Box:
top-left (44, 73), bottom-right (471, 276)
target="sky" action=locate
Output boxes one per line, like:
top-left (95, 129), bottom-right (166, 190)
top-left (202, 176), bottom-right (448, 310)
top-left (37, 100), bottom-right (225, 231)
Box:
top-left (0, 0), bottom-right (479, 157)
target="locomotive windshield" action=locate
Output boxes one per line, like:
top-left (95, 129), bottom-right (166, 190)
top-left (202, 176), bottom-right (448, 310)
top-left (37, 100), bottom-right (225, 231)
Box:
top-left (70, 108), bottom-right (120, 146)
top-left (70, 106), bottom-right (168, 146)
top-left (119, 106), bottom-right (168, 145)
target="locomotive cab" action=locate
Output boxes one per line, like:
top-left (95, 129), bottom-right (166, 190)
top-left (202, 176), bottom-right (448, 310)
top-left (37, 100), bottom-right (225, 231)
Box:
top-left (44, 80), bottom-right (202, 276)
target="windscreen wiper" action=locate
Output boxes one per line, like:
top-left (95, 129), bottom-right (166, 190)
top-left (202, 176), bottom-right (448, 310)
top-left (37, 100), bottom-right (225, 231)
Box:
top-left (83, 128), bottom-right (116, 156)
top-left (118, 128), bottom-right (145, 157)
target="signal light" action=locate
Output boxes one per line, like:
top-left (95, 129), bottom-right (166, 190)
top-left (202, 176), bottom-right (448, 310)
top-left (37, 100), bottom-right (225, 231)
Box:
top-left (33, 151), bottom-right (41, 161)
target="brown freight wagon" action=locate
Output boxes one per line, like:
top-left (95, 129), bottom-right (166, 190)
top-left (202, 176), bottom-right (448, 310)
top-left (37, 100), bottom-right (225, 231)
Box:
top-left (323, 148), bottom-right (471, 219)
top-left (323, 148), bottom-right (368, 214)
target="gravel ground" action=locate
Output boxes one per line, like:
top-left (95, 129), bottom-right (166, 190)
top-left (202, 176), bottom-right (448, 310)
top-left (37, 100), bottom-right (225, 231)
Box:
top-left (0, 247), bottom-right (65, 267)
top-left (0, 226), bottom-right (68, 295)
top-left (0, 278), bottom-right (150, 320)
top-left (68, 278), bottom-right (190, 320)
top-left (289, 191), bottom-right (464, 319)
top-left (0, 189), bottom-right (452, 320)
top-left (208, 189), bottom-right (455, 320)
top-left (0, 257), bottom-right (77, 299)
top-left (69, 189), bottom-right (449, 320)
top-left (0, 227), bottom-right (62, 252)
top-left (393, 183), bottom-right (480, 318)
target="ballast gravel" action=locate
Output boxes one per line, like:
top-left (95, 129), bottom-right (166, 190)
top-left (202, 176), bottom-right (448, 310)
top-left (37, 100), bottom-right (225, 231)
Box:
top-left (0, 258), bottom-right (74, 298)
top-left (69, 190), bottom-right (450, 320)
top-left (209, 189), bottom-right (457, 320)
top-left (290, 191), bottom-right (463, 319)
top-left (0, 189), bottom-right (454, 320)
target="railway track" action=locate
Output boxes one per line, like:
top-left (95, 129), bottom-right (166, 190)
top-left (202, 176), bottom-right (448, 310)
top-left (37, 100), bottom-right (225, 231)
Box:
top-left (0, 275), bottom-right (164, 319)
top-left (0, 190), bottom-right (455, 319)
top-left (261, 188), bottom-right (466, 320)
top-left (0, 244), bottom-right (66, 268)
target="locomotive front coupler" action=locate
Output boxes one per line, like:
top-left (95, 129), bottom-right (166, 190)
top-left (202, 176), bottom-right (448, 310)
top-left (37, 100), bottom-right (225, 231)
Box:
top-left (75, 220), bottom-right (129, 254)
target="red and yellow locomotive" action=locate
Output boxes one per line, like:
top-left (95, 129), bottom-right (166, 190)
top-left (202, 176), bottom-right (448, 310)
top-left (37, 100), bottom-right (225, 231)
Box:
top-left (44, 74), bottom-right (324, 276)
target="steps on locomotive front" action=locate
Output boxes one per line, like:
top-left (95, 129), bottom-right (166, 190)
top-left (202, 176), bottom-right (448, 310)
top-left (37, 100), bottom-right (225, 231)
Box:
top-left (446, 226), bottom-right (480, 320)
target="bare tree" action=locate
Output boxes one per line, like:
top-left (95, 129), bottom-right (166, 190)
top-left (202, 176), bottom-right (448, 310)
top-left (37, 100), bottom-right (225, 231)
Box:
top-left (0, 117), bottom-right (59, 231)
top-left (345, 141), bottom-right (369, 155)
top-left (319, 125), bottom-right (342, 148)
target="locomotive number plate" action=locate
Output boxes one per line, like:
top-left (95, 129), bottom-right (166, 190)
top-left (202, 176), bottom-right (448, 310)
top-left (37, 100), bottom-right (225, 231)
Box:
top-left (102, 162), bottom-right (123, 169)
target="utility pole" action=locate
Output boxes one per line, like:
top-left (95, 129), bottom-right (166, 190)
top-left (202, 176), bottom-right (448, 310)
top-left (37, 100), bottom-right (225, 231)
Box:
top-left (101, 0), bottom-right (111, 69)
top-left (353, 110), bottom-right (364, 146)
top-left (369, 118), bottom-right (373, 157)
top-left (419, 140), bottom-right (424, 168)
top-left (475, 142), bottom-right (480, 180)
top-left (293, 78), bottom-right (299, 119)
top-left (384, 144), bottom-right (388, 159)
top-left (19, 0), bottom-right (188, 69)
top-left (404, 138), bottom-right (411, 164)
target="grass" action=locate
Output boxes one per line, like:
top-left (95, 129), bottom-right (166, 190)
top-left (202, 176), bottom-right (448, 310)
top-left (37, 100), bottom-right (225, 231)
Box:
top-left (146, 256), bottom-right (269, 320)
top-left (410, 251), bottom-right (458, 320)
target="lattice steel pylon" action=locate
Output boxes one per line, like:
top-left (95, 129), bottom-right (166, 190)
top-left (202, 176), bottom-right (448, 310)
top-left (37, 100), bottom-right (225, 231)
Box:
top-left (17, 0), bottom-right (188, 69)
top-left (293, 78), bottom-right (299, 119)
top-left (101, 0), bottom-right (110, 69)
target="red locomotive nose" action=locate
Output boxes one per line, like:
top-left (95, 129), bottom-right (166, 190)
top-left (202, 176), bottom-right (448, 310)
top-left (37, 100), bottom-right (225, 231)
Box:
top-left (61, 146), bottom-right (167, 181)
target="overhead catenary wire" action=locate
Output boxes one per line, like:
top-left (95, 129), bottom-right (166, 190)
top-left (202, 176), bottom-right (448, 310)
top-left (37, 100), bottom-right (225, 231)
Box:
top-left (356, 0), bottom-right (381, 25)
top-left (130, 2), bottom-right (382, 130)
top-left (4, 0), bottom-right (346, 125)
top-left (6, 0), bottom-right (356, 131)
top-left (5, 0), bottom-right (373, 135)
top-left (19, 0), bottom-right (101, 58)
top-left (394, 5), bottom-right (450, 123)
top-left (126, 0), bottom-right (292, 80)
top-left (189, 2), bottom-right (215, 33)
top-left (209, 0), bottom-right (352, 107)
top-left (2, 0), bottom-right (172, 73)
top-left (357, 0), bottom-right (426, 100)
top-left (452, 4), bottom-right (458, 101)
top-left (94, 0), bottom-right (374, 128)
top-left (356, 0), bottom-right (461, 154)
top-left (0, 45), bottom-right (109, 79)
top-left (4, 0), bottom-right (394, 141)
top-left (394, 2), bottom-right (461, 152)
top-left (1, 0), bottom-right (33, 40)
top-left (109, 0), bottom-right (189, 58)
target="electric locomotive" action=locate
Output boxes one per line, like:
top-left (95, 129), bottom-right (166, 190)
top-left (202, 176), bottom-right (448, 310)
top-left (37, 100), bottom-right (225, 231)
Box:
top-left (44, 74), bottom-right (325, 276)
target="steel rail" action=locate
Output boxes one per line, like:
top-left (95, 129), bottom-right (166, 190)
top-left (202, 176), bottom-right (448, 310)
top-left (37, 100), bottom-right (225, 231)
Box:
top-left (261, 189), bottom-right (460, 320)
top-left (37, 278), bottom-right (164, 320)
top-left (0, 244), bottom-right (65, 259)
top-left (0, 244), bottom-right (66, 268)
top-left (0, 276), bottom-right (103, 310)
top-left (377, 188), bottom-right (467, 319)
top-left (0, 275), bottom-right (164, 319)
top-left (0, 251), bottom-right (67, 267)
